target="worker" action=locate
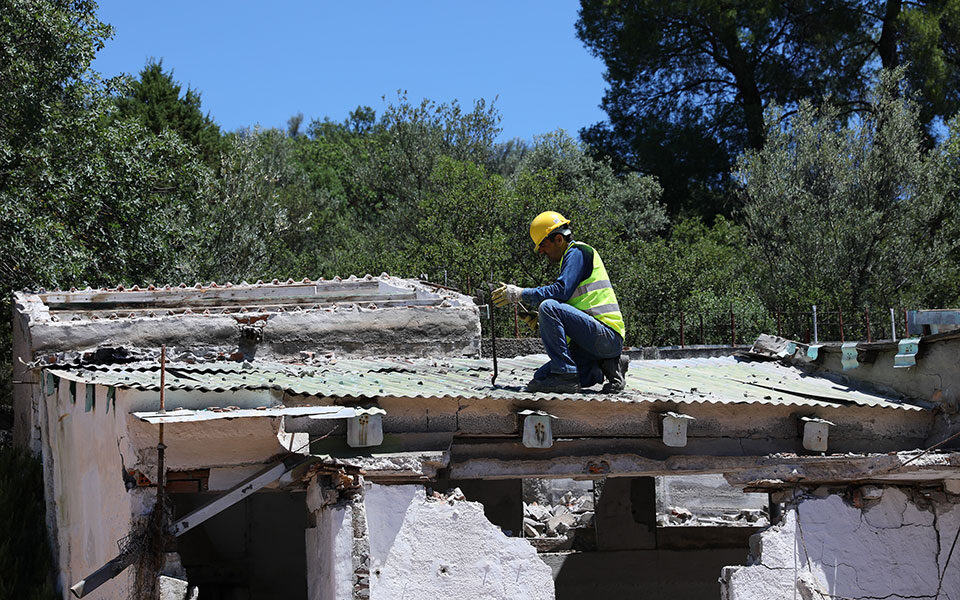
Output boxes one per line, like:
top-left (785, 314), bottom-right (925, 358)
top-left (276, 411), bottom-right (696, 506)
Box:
top-left (493, 211), bottom-right (629, 393)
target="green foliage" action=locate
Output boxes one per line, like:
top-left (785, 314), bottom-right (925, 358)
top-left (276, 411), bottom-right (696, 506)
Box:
top-left (575, 0), bottom-right (960, 218)
top-left (735, 70), bottom-right (960, 312)
top-left (115, 60), bottom-right (224, 167)
top-left (616, 216), bottom-right (768, 346)
top-left (0, 446), bottom-right (57, 600)
top-left (0, 0), bottom-right (113, 168)
top-left (576, 0), bottom-right (868, 217)
top-left (0, 0), bottom-right (211, 413)
top-left (193, 128), bottom-right (306, 281)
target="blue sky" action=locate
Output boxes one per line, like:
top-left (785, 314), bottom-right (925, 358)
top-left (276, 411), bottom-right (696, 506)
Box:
top-left (91, 1), bottom-right (608, 142)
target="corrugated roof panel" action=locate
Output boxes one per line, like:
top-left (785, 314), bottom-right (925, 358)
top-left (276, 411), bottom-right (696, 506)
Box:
top-left (46, 354), bottom-right (925, 411)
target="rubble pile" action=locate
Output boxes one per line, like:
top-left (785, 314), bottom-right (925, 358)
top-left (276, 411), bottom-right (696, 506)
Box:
top-left (656, 506), bottom-right (768, 527)
top-left (427, 487), bottom-right (466, 504)
top-left (522, 491), bottom-right (595, 538)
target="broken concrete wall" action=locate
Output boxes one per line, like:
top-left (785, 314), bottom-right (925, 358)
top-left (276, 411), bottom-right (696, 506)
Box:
top-left (305, 479), bottom-right (555, 600)
top-left (721, 486), bottom-right (960, 599)
top-left (11, 299), bottom-right (42, 452)
top-left (12, 277), bottom-right (481, 453)
top-left (754, 331), bottom-right (960, 420)
top-left (39, 380), bottom-right (150, 598)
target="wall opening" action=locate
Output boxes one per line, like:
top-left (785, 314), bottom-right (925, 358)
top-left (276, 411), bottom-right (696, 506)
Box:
top-left (171, 490), bottom-right (308, 600)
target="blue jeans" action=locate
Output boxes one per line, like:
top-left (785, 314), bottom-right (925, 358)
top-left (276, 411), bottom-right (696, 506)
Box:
top-left (534, 299), bottom-right (623, 387)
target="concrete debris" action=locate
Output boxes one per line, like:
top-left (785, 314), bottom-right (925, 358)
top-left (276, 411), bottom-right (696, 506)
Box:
top-left (158, 576), bottom-right (198, 600)
top-left (657, 505), bottom-right (768, 527)
top-left (426, 487), bottom-right (466, 505)
top-left (522, 495), bottom-right (595, 539)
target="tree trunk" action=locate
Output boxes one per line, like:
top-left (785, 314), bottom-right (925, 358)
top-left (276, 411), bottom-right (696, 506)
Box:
top-left (877, 0), bottom-right (902, 69)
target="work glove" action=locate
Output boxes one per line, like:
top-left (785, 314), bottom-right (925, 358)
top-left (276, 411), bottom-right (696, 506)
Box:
top-left (492, 282), bottom-right (522, 307)
top-left (519, 312), bottom-right (538, 332)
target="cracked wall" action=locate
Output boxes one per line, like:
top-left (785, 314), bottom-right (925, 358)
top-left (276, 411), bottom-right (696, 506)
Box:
top-left (721, 486), bottom-right (960, 599)
top-left (306, 480), bottom-right (555, 600)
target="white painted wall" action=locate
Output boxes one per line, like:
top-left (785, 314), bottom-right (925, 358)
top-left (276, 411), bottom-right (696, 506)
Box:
top-left (40, 380), bottom-right (148, 599)
top-left (306, 481), bottom-right (555, 600)
top-left (305, 480), bottom-right (353, 600)
top-left (721, 487), bottom-right (960, 599)
top-left (365, 484), bottom-right (553, 600)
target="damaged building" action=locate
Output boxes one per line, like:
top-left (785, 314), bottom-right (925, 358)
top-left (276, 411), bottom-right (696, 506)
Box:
top-left (10, 277), bottom-right (960, 599)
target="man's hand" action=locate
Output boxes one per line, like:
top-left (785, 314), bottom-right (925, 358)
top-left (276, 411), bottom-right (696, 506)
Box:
top-left (520, 313), bottom-right (538, 331)
top-left (492, 282), bottom-right (522, 307)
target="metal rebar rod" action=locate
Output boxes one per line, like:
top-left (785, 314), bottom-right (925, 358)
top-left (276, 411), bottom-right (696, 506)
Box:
top-left (730, 307), bottom-right (736, 347)
top-left (812, 305), bottom-right (819, 344)
top-left (158, 345), bottom-right (167, 501)
top-left (679, 312), bottom-right (685, 347)
top-left (838, 307), bottom-right (844, 343)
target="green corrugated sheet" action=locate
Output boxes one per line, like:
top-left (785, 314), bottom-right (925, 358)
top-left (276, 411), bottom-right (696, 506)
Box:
top-left (45, 355), bottom-right (924, 411)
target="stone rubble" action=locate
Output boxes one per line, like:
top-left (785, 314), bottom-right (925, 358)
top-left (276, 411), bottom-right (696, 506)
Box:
top-left (657, 505), bottom-right (769, 527)
top-left (522, 493), bottom-right (596, 538)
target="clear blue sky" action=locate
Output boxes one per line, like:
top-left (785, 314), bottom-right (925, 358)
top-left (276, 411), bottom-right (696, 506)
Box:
top-left (91, 1), bottom-right (608, 142)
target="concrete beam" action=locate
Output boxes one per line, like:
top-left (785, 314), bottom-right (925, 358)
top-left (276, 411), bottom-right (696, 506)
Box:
top-left (446, 443), bottom-right (960, 484)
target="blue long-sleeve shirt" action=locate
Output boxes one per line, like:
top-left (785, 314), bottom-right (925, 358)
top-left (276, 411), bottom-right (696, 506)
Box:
top-left (521, 243), bottom-right (591, 306)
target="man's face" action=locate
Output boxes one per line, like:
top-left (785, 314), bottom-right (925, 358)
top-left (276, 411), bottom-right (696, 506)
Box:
top-left (537, 233), bottom-right (566, 264)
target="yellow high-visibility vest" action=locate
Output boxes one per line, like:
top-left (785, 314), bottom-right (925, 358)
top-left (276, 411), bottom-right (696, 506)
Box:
top-left (560, 242), bottom-right (626, 339)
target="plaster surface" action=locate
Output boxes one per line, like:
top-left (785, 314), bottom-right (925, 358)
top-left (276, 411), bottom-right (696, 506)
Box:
top-left (40, 382), bottom-right (146, 599)
top-left (305, 488), bottom-right (353, 600)
top-left (364, 484), bottom-right (554, 600)
top-left (306, 482), bottom-right (555, 600)
top-left (721, 487), bottom-right (960, 599)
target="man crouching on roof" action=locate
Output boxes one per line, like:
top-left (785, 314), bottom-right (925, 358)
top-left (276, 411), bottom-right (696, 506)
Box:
top-left (493, 211), bottom-right (629, 394)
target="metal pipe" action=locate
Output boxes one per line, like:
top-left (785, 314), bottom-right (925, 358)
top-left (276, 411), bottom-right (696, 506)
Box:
top-left (812, 305), bottom-right (819, 344)
top-left (865, 307), bottom-right (872, 343)
top-left (70, 551), bottom-right (137, 598)
top-left (838, 307), bottom-right (844, 343)
top-left (890, 307), bottom-right (897, 340)
top-left (904, 308), bottom-right (910, 336)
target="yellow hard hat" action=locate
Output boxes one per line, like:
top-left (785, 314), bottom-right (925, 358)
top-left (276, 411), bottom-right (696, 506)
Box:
top-left (529, 211), bottom-right (571, 249)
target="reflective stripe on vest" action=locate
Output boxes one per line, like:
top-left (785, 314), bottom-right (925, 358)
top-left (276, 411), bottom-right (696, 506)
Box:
top-left (560, 242), bottom-right (626, 339)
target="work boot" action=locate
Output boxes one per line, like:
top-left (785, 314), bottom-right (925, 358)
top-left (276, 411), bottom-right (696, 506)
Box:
top-left (525, 372), bottom-right (580, 394)
top-left (600, 354), bottom-right (630, 393)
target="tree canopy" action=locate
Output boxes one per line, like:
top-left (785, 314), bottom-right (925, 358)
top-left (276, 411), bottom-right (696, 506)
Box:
top-left (114, 60), bottom-right (224, 167)
top-left (576, 0), bottom-right (960, 218)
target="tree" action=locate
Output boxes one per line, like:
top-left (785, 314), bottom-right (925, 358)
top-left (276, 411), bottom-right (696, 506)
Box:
top-left (114, 60), bottom-right (223, 167)
top-left (0, 0), bottom-right (113, 191)
top-left (576, 0), bottom-right (960, 216)
top-left (194, 128), bottom-right (306, 281)
top-left (0, 1), bottom-right (211, 413)
top-left (735, 71), bottom-right (960, 313)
